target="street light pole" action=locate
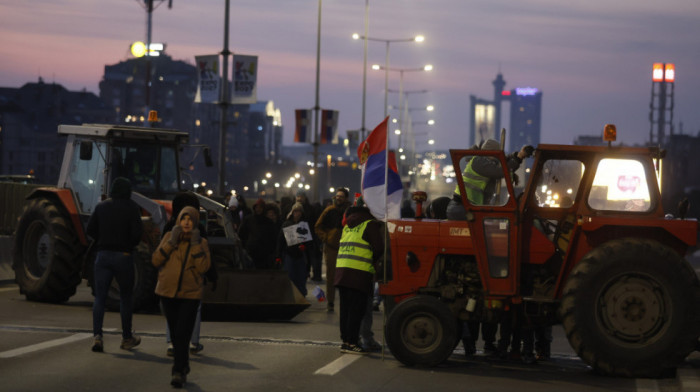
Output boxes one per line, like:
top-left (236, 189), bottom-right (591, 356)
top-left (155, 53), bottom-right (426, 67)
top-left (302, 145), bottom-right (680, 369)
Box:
top-left (374, 65), bottom-right (432, 151)
top-left (361, 0), bottom-right (369, 140)
top-left (354, 34), bottom-right (424, 135)
top-left (217, 0), bottom-right (231, 197)
top-left (312, 0), bottom-right (322, 203)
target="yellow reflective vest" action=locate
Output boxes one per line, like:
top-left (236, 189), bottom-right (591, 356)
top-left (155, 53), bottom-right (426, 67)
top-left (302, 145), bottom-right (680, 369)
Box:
top-left (454, 158), bottom-right (489, 205)
top-left (336, 220), bottom-right (375, 274)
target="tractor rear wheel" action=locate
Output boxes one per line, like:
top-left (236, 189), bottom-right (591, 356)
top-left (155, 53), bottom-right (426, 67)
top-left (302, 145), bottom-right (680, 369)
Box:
top-left (13, 198), bottom-right (83, 303)
top-left (385, 295), bottom-right (457, 366)
top-left (560, 238), bottom-right (700, 377)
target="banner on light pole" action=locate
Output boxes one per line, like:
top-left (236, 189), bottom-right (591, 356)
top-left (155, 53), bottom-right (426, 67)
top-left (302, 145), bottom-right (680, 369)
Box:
top-left (232, 54), bottom-right (258, 104)
top-left (194, 54), bottom-right (220, 103)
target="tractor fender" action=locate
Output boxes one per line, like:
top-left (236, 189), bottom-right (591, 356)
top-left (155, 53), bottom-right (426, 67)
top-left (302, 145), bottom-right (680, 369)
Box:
top-left (26, 188), bottom-right (87, 245)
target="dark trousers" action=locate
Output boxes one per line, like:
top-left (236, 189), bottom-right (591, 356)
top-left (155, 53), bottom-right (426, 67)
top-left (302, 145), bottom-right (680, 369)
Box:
top-left (92, 250), bottom-right (134, 339)
top-left (464, 321), bottom-right (497, 348)
top-left (338, 286), bottom-right (368, 346)
top-left (323, 246), bottom-right (338, 304)
top-left (161, 297), bottom-right (199, 374)
top-left (283, 253), bottom-right (308, 296)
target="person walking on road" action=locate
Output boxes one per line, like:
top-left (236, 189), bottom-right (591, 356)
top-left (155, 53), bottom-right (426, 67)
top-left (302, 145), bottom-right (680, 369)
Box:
top-left (86, 177), bottom-right (143, 353)
top-left (162, 192), bottom-right (216, 357)
top-left (335, 205), bottom-right (384, 354)
top-left (153, 206), bottom-right (211, 388)
top-left (315, 188), bottom-right (351, 312)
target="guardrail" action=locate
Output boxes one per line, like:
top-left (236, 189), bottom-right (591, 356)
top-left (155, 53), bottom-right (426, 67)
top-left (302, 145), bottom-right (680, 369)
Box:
top-left (0, 183), bottom-right (44, 235)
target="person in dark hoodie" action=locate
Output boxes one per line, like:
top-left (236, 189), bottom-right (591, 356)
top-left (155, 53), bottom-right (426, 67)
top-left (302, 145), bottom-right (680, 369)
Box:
top-left (238, 198), bottom-right (277, 269)
top-left (86, 177), bottom-right (143, 353)
top-left (335, 204), bottom-right (384, 355)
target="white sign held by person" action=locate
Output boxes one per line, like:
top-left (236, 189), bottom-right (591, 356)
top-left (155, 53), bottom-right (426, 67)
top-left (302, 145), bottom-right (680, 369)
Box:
top-left (283, 221), bottom-right (313, 246)
top-left (195, 55), bottom-right (220, 103)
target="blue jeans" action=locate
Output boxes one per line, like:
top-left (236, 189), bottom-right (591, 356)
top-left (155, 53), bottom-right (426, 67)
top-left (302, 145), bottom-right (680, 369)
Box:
top-left (92, 250), bottom-right (135, 339)
top-left (283, 253), bottom-right (308, 296)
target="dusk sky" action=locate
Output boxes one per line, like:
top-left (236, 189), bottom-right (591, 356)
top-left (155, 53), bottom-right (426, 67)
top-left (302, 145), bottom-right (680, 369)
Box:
top-left (2, 0), bottom-right (699, 151)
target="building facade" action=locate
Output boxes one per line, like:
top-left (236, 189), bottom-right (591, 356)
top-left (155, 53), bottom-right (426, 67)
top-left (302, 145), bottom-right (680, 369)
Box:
top-left (0, 79), bottom-right (113, 182)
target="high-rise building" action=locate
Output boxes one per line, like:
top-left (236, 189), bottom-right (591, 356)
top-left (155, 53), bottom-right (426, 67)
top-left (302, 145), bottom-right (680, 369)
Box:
top-left (507, 87), bottom-right (542, 152)
top-left (468, 73), bottom-right (542, 153)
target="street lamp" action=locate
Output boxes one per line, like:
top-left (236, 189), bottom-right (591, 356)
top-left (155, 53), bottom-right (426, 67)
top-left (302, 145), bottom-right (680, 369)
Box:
top-left (353, 33), bottom-right (425, 122)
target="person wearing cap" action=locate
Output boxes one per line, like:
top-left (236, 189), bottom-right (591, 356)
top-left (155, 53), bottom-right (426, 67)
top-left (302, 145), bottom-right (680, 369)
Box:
top-left (86, 177), bottom-right (144, 353)
top-left (446, 139), bottom-right (532, 220)
top-left (153, 206), bottom-right (211, 388)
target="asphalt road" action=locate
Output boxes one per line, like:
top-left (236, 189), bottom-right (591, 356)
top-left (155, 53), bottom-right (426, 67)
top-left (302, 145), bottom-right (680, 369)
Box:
top-left (1, 276), bottom-right (699, 392)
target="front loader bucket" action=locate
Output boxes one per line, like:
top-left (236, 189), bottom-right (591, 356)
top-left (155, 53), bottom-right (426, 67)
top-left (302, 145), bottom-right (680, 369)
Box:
top-left (201, 269), bottom-right (310, 321)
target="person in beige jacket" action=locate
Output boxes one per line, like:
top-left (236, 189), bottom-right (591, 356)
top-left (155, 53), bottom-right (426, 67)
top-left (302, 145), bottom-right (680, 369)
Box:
top-left (152, 206), bottom-right (211, 388)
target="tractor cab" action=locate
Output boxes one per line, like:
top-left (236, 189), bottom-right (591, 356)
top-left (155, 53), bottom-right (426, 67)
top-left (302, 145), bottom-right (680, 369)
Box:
top-left (450, 143), bottom-right (669, 301)
top-left (57, 123), bottom-right (188, 216)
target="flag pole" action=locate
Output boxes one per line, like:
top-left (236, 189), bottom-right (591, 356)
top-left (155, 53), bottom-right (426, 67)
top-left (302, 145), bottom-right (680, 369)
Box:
top-left (381, 115), bottom-right (389, 361)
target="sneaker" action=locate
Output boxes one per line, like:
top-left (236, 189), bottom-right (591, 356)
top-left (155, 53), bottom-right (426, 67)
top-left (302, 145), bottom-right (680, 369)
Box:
top-left (327, 302), bottom-right (334, 312)
top-left (92, 335), bottom-right (103, 353)
top-left (341, 344), bottom-right (368, 355)
top-left (362, 339), bottom-right (382, 352)
top-left (340, 343), bottom-right (350, 352)
top-left (120, 335), bottom-right (141, 350)
top-left (190, 343), bottom-right (204, 355)
top-left (170, 372), bottom-right (186, 388)
top-left (167, 343), bottom-right (174, 357)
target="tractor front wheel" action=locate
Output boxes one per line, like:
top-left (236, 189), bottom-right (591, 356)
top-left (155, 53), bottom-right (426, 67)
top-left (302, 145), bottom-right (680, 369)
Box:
top-left (385, 295), bottom-right (457, 366)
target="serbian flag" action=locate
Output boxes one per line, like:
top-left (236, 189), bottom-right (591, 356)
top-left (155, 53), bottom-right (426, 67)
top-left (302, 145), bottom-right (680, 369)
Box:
top-left (320, 109), bottom-right (339, 144)
top-left (357, 116), bottom-right (402, 221)
top-left (294, 109), bottom-right (312, 143)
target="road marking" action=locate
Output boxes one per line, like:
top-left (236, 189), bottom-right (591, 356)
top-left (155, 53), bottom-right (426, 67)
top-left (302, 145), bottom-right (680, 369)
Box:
top-left (314, 354), bottom-right (362, 375)
top-left (635, 378), bottom-right (659, 392)
top-left (0, 333), bottom-right (92, 358)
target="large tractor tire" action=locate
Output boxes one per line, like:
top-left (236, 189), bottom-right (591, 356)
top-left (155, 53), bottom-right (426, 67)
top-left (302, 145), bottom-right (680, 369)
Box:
top-left (13, 197), bottom-right (83, 303)
top-left (560, 238), bottom-right (700, 377)
top-left (385, 295), bottom-right (458, 366)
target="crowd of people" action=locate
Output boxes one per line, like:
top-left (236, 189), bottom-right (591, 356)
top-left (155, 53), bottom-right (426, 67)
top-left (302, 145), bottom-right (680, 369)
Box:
top-left (86, 139), bottom-right (539, 387)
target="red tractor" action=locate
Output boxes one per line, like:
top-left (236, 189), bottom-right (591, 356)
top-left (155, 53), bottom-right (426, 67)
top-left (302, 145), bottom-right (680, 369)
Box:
top-left (9, 122), bottom-right (308, 320)
top-left (381, 137), bottom-right (700, 377)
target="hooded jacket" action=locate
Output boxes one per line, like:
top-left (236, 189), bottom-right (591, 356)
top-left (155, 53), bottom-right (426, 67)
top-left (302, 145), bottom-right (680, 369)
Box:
top-left (86, 177), bottom-right (143, 253)
top-left (152, 206), bottom-right (211, 299)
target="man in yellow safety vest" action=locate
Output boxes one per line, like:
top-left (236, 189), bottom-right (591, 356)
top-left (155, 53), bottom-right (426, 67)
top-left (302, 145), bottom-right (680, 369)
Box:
top-left (334, 205), bottom-right (384, 355)
top-left (446, 139), bottom-right (532, 220)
